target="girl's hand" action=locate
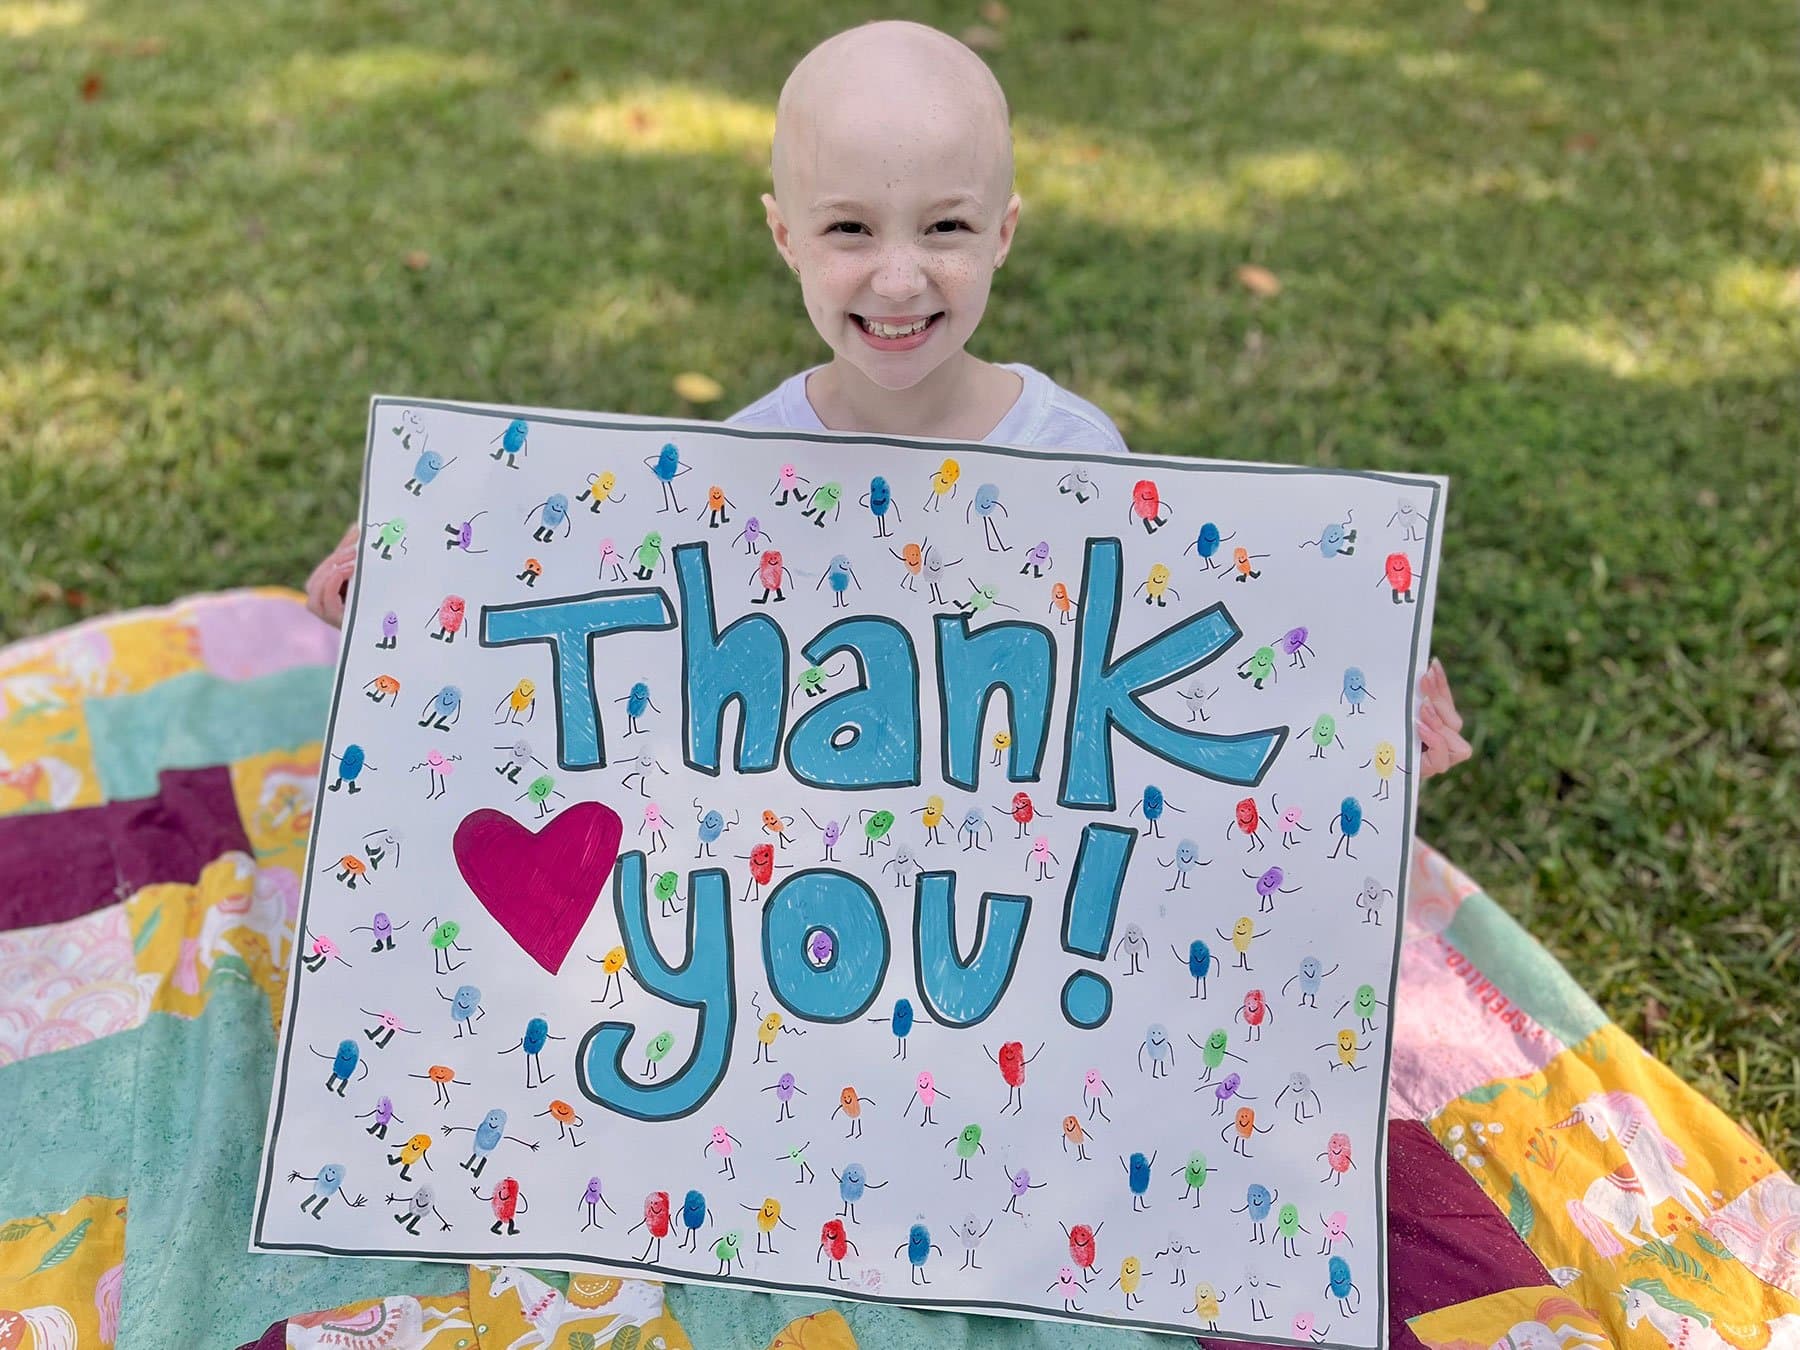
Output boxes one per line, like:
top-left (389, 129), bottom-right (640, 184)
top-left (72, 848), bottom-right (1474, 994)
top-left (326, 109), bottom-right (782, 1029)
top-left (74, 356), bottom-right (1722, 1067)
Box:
top-left (304, 522), bottom-right (360, 628)
top-left (1417, 657), bottom-right (1471, 780)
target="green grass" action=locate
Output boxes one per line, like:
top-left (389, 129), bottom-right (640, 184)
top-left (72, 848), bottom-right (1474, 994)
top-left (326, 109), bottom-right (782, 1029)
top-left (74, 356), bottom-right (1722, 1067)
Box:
top-left (3, 0), bottom-right (1797, 1167)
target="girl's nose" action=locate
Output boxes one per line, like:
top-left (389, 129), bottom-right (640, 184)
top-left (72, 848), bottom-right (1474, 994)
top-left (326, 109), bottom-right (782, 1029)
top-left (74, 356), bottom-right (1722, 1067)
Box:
top-left (870, 245), bottom-right (928, 299)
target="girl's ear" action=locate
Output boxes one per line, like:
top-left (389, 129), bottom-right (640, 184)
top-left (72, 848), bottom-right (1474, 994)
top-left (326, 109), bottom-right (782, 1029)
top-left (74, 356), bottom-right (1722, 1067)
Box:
top-left (994, 192), bottom-right (1023, 269)
top-left (762, 193), bottom-right (797, 272)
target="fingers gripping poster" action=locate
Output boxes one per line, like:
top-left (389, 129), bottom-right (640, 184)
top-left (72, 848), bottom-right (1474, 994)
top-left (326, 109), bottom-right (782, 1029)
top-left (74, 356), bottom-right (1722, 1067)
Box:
top-left (253, 396), bottom-right (1445, 1348)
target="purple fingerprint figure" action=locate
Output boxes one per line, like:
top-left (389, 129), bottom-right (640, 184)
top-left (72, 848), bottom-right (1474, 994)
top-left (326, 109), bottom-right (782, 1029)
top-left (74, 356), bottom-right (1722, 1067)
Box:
top-left (379, 610), bottom-right (399, 648)
top-left (809, 930), bottom-right (835, 965)
top-left (775, 1072), bottom-right (797, 1104)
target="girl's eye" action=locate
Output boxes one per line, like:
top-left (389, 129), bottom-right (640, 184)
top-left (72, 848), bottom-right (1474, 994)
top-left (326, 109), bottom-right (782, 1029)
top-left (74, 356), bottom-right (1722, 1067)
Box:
top-left (828, 220), bottom-right (970, 235)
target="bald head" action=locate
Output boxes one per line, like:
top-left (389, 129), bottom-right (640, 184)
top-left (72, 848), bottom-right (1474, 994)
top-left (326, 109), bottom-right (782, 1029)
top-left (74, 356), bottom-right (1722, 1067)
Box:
top-left (770, 20), bottom-right (1013, 214)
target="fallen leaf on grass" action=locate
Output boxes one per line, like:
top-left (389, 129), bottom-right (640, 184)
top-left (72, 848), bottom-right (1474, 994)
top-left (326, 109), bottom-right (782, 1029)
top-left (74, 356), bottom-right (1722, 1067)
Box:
top-left (402, 250), bottom-right (431, 271)
top-left (79, 71), bottom-right (104, 101)
top-left (1236, 263), bottom-right (1282, 297)
top-left (673, 372), bottom-right (723, 403)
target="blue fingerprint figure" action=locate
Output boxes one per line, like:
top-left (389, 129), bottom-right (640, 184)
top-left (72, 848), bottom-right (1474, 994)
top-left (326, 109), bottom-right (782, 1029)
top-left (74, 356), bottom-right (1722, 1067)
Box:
top-left (1328, 1255), bottom-right (1360, 1314)
top-left (1179, 939), bottom-right (1216, 998)
top-left (508, 1016), bottom-right (559, 1088)
top-left (530, 493), bottom-right (572, 543)
top-left (405, 449), bottom-right (451, 496)
top-left (1330, 797), bottom-right (1377, 860)
top-left (295, 1162), bottom-right (349, 1218)
top-left (618, 681), bottom-right (659, 736)
top-left (1125, 1150), bottom-right (1155, 1211)
top-left (863, 475), bottom-right (899, 538)
top-left (444, 984), bottom-right (483, 1039)
top-left (966, 483), bottom-right (1010, 552)
top-left (820, 554), bottom-right (860, 609)
top-left (650, 443), bottom-right (688, 513)
top-left (329, 743), bottom-right (368, 794)
top-left (885, 998), bottom-right (915, 1060)
top-left (1235, 1182), bottom-right (1277, 1242)
top-left (1132, 784), bottom-right (1182, 838)
top-left (1184, 521), bottom-right (1232, 571)
top-left (1341, 667), bottom-right (1372, 716)
top-left (696, 805), bottom-right (731, 858)
top-left (326, 1039), bottom-right (361, 1096)
top-left (680, 1188), bottom-right (711, 1250)
top-left (899, 1221), bottom-right (941, 1283)
top-left (419, 684), bottom-right (462, 731)
top-left (491, 418), bottom-right (529, 466)
top-left (835, 1161), bottom-right (886, 1222)
top-left (1283, 954), bottom-right (1339, 1008)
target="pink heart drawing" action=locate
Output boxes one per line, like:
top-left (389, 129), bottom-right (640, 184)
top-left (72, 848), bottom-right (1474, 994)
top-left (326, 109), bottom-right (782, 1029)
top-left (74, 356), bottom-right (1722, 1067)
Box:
top-left (452, 802), bottom-right (623, 975)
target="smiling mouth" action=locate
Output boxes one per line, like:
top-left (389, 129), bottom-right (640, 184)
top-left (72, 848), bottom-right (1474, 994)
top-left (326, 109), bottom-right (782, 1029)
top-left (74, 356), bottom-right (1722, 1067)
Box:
top-left (853, 312), bottom-right (944, 338)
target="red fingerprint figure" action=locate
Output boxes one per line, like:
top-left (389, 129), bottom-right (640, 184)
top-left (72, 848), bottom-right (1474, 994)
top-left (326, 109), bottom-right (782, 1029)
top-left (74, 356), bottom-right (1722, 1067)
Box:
top-left (644, 1191), bottom-right (672, 1238)
top-left (1325, 1132), bottom-right (1353, 1175)
top-left (1066, 1221), bottom-right (1099, 1277)
top-left (820, 1218), bottom-right (850, 1260)
top-left (1383, 553), bottom-right (1415, 602)
top-left (437, 595), bottom-right (466, 632)
top-left (1241, 989), bottom-right (1269, 1026)
top-left (998, 1040), bottom-right (1028, 1088)
top-left (1130, 480), bottom-right (1164, 530)
top-left (489, 1177), bottom-right (521, 1222)
top-left (759, 551), bottom-right (785, 590)
top-left (1008, 792), bottom-right (1036, 827)
top-left (747, 844), bottom-right (776, 886)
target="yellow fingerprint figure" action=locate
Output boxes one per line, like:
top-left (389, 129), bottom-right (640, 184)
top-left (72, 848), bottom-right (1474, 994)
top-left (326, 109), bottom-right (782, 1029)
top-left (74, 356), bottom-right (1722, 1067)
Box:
top-left (926, 458), bottom-right (961, 510)
top-left (496, 678), bottom-right (537, 725)
top-left (1188, 1281), bottom-right (1223, 1328)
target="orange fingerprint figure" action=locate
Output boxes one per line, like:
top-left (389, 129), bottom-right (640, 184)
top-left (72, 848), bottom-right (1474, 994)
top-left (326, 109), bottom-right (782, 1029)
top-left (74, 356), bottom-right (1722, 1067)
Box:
top-left (1049, 582), bottom-right (1073, 625)
top-left (893, 540), bottom-right (925, 592)
top-left (1062, 1114), bottom-right (1092, 1161)
top-left (365, 674), bottom-right (401, 704)
top-left (329, 854), bottom-right (369, 888)
top-left (539, 1098), bottom-right (583, 1144)
top-left (832, 1085), bottom-right (876, 1138)
top-left (1226, 1105), bottom-right (1270, 1157)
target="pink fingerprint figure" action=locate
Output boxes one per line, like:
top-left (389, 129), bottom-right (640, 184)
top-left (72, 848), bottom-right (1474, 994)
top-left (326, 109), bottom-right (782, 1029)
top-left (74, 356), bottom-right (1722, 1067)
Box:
top-left (1028, 836), bottom-right (1057, 879)
top-left (1321, 1132), bottom-right (1354, 1183)
top-left (772, 464), bottom-right (807, 505)
top-left (1320, 1210), bottom-right (1350, 1253)
top-left (598, 538), bottom-right (625, 579)
top-left (1275, 795), bottom-right (1309, 848)
top-left (705, 1124), bottom-right (740, 1179)
top-left (1047, 1265), bottom-right (1084, 1310)
top-left (905, 1070), bottom-right (946, 1125)
top-left (1082, 1067), bottom-right (1111, 1121)
top-left (1293, 1313), bottom-right (1319, 1341)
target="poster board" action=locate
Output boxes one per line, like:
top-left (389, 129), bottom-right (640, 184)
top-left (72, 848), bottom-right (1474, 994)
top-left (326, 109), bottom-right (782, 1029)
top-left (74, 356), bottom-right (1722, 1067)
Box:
top-left (253, 395), bottom-right (1445, 1348)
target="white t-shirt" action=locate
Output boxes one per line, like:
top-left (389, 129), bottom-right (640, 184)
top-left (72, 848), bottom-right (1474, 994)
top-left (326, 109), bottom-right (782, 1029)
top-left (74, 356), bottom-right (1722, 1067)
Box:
top-left (724, 361), bottom-right (1130, 456)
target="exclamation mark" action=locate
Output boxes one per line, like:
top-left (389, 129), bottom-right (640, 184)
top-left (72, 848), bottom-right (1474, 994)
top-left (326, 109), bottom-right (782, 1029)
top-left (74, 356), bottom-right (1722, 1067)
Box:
top-left (1059, 823), bottom-right (1137, 1028)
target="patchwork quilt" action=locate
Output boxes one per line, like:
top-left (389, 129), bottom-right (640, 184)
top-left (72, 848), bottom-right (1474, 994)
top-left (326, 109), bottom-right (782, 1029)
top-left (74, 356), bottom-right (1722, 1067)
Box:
top-left (1, 589), bottom-right (1794, 1350)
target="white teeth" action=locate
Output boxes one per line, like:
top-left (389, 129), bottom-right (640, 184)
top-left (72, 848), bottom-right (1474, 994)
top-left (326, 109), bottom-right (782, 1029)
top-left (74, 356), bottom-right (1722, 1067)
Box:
top-left (862, 315), bottom-right (932, 338)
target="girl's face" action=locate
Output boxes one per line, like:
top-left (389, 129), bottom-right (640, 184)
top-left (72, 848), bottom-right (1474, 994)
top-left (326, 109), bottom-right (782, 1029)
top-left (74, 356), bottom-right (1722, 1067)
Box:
top-left (762, 63), bottom-right (1019, 395)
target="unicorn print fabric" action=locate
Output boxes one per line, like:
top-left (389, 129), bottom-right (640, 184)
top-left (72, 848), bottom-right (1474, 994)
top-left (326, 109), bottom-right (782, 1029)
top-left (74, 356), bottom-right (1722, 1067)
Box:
top-left (251, 396), bottom-right (1446, 1347)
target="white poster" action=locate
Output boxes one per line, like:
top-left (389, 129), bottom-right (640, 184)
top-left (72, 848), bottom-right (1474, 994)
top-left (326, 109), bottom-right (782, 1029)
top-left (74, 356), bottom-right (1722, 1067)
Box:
top-left (253, 395), bottom-right (1445, 1348)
